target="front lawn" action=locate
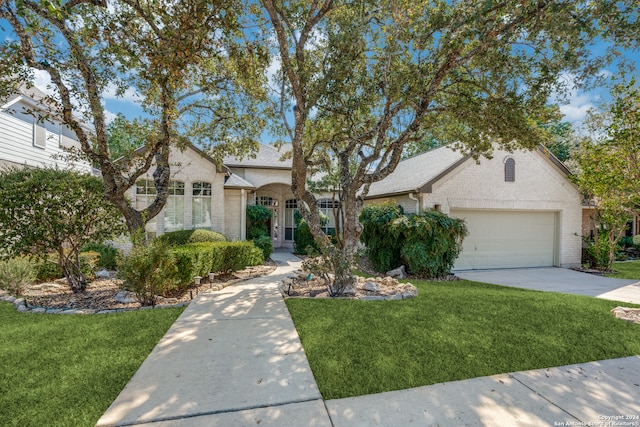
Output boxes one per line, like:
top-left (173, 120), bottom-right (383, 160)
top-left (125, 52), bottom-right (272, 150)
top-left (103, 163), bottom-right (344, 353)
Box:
top-left (607, 260), bottom-right (640, 280)
top-left (0, 303), bottom-right (184, 427)
top-left (286, 279), bottom-right (640, 400)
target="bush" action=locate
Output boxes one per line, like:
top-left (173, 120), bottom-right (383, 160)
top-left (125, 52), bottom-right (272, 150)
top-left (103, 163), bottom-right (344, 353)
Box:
top-left (117, 239), bottom-right (180, 305)
top-left (35, 251), bottom-right (99, 282)
top-left (220, 242), bottom-right (264, 273)
top-left (360, 205), bottom-right (467, 278)
top-left (171, 243), bottom-right (217, 287)
top-left (169, 241), bottom-right (264, 285)
top-left (81, 242), bottom-right (119, 269)
top-left (359, 204), bottom-right (405, 272)
top-left (246, 205), bottom-right (272, 239)
top-left (293, 210), bottom-right (330, 255)
top-left (0, 257), bottom-right (36, 295)
top-left (252, 235), bottom-right (273, 259)
top-left (158, 229), bottom-right (227, 245)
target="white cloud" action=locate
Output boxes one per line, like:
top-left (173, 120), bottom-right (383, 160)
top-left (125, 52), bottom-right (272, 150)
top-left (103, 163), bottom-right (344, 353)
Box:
top-left (32, 69), bottom-right (57, 97)
top-left (104, 109), bottom-right (118, 124)
top-left (102, 83), bottom-right (140, 103)
top-left (553, 72), bottom-right (600, 124)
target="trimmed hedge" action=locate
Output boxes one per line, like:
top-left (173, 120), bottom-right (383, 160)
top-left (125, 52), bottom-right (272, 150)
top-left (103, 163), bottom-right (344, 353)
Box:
top-left (159, 229), bottom-right (227, 245)
top-left (170, 241), bottom-right (264, 285)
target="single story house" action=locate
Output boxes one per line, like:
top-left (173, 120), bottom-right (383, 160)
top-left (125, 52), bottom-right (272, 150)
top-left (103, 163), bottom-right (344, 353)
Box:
top-left (364, 144), bottom-right (583, 270)
top-left (130, 143), bottom-right (337, 249)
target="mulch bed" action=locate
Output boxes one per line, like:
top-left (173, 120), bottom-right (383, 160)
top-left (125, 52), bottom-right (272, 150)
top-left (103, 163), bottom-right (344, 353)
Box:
top-left (8, 261), bottom-right (277, 311)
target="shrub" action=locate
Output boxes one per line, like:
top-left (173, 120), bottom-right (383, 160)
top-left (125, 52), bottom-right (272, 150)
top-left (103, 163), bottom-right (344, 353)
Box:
top-left (158, 229), bottom-right (227, 245)
top-left (0, 257), bottom-right (36, 295)
top-left (171, 243), bottom-right (217, 287)
top-left (0, 167), bottom-right (126, 292)
top-left (220, 242), bottom-right (264, 273)
top-left (35, 251), bottom-right (99, 282)
top-left (293, 210), bottom-right (330, 255)
top-left (252, 235), bottom-right (273, 259)
top-left (359, 204), bottom-right (405, 272)
top-left (360, 205), bottom-right (467, 278)
top-left (246, 205), bottom-right (272, 239)
top-left (81, 242), bottom-right (119, 269)
top-left (117, 239), bottom-right (180, 305)
top-left (169, 241), bottom-right (264, 285)
top-left (392, 211), bottom-right (467, 278)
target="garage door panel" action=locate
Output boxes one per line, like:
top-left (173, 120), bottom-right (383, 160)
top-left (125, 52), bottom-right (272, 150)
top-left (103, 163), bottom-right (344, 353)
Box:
top-left (452, 210), bottom-right (555, 270)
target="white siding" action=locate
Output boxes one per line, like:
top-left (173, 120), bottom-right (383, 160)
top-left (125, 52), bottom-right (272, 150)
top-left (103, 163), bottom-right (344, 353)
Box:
top-left (0, 102), bottom-right (92, 173)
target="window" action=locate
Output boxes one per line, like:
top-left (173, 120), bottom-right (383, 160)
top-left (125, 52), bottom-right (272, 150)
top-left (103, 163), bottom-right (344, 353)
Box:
top-left (164, 181), bottom-right (185, 232)
top-left (284, 199), bottom-right (297, 241)
top-left (257, 196), bottom-right (278, 206)
top-left (135, 180), bottom-right (158, 233)
top-left (33, 118), bottom-right (46, 149)
top-left (505, 158), bottom-right (515, 182)
top-left (318, 199), bottom-right (340, 236)
top-left (192, 182), bottom-right (212, 229)
top-left (33, 116), bottom-right (60, 149)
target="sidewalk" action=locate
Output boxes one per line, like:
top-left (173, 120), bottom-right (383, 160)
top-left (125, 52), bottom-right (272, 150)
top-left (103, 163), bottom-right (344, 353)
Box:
top-left (97, 250), bottom-right (331, 426)
top-left (98, 251), bottom-right (640, 426)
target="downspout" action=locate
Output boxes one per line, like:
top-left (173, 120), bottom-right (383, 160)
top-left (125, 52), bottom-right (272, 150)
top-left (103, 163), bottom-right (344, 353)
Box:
top-left (408, 192), bottom-right (420, 214)
top-left (240, 188), bottom-right (247, 241)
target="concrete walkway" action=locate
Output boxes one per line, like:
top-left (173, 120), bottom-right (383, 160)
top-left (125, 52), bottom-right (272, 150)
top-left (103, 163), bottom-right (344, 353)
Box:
top-left (98, 253), bottom-right (640, 426)
top-left (97, 250), bottom-right (330, 426)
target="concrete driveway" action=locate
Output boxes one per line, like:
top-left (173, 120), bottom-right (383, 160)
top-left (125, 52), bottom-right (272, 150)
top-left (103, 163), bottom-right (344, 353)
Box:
top-left (455, 267), bottom-right (640, 304)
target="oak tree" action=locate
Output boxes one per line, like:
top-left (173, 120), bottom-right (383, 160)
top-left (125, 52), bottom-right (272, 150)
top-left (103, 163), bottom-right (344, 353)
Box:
top-left (0, 0), bottom-right (269, 235)
top-left (261, 0), bottom-right (637, 293)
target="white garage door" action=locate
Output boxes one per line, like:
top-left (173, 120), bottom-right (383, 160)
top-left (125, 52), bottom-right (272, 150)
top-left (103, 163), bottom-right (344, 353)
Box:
top-left (451, 210), bottom-right (556, 270)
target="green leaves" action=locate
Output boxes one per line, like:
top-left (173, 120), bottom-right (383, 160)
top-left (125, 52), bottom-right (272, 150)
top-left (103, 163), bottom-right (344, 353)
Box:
top-left (0, 167), bottom-right (126, 291)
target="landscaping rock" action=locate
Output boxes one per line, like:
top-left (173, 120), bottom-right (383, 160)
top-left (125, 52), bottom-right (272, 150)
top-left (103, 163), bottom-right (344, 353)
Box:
top-left (342, 286), bottom-right (357, 296)
top-left (359, 295), bottom-right (385, 301)
top-left (115, 290), bottom-right (137, 304)
top-left (363, 281), bottom-right (380, 292)
top-left (31, 308), bottom-right (46, 314)
top-left (96, 270), bottom-right (110, 279)
top-left (16, 305), bottom-right (30, 312)
top-left (386, 265), bottom-right (407, 279)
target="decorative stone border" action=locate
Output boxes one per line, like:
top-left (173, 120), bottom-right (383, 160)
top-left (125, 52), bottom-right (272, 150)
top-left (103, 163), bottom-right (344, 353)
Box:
top-left (278, 276), bottom-right (419, 301)
top-left (0, 275), bottom-right (258, 314)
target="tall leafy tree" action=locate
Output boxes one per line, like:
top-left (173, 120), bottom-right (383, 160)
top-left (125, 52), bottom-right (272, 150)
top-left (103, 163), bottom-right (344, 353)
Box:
top-left (261, 0), bottom-right (637, 293)
top-left (0, 0), bottom-right (269, 235)
top-left (574, 80), bottom-right (640, 269)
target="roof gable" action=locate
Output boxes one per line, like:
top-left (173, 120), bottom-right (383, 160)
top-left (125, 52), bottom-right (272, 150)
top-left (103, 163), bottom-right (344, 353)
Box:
top-left (366, 145), bottom-right (467, 198)
top-left (223, 144), bottom-right (292, 169)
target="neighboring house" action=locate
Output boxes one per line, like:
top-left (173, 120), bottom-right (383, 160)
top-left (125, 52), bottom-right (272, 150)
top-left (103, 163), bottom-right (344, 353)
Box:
top-left (0, 84), bottom-right (93, 173)
top-left (130, 143), bottom-right (337, 248)
top-left (364, 144), bottom-right (583, 270)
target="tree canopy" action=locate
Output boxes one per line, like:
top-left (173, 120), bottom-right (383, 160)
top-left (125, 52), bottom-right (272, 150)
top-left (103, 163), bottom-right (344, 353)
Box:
top-left (0, 0), bottom-right (270, 234)
top-left (261, 0), bottom-right (638, 292)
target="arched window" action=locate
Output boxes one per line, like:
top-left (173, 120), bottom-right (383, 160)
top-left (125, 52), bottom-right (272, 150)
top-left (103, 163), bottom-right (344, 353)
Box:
top-left (505, 158), bottom-right (515, 182)
top-left (164, 181), bottom-right (185, 232)
top-left (284, 199), bottom-right (297, 241)
top-left (192, 182), bottom-right (212, 229)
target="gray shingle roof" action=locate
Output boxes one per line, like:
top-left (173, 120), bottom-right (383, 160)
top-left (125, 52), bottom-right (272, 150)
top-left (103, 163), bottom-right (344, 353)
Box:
top-left (365, 145), bottom-right (467, 198)
top-left (223, 144), bottom-right (292, 169)
top-left (223, 174), bottom-right (256, 189)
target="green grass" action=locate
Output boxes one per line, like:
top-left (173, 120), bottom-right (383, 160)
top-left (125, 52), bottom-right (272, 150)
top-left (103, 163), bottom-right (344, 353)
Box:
top-left (607, 260), bottom-right (640, 280)
top-left (286, 279), bottom-right (640, 400)
top-left (0, 302), bottom-right (184, 427)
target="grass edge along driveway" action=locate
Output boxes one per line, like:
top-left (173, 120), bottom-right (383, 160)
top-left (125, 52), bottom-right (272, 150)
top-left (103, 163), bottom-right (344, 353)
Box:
top-left (0, 303), bottom-right (184, 427)
top-left (286, 278), bottom-right (640, 400)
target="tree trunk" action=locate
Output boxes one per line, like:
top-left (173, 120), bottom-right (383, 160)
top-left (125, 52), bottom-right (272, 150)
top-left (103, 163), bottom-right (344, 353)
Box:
top-left (58, 248), bottom-right (87, 293)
